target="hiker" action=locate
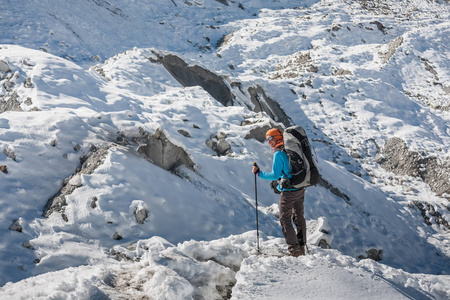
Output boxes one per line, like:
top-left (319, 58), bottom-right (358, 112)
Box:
top-left (252, 128), bottom-right (307, 257)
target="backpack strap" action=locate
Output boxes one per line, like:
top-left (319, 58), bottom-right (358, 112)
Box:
top-left (281, 148), bottom-right (293, 184)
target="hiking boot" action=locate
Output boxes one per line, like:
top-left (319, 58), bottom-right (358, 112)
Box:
top-left (289, 246), bottom-right (305, 257)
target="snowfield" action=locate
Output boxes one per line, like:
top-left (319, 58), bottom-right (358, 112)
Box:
top-left (1, 0), bottom-right (449, 299)
top-left (1, 234), bottom-right (449, 300)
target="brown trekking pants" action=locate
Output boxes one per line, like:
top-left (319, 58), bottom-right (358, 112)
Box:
top-left (279, 189), bottom-right (306, 251)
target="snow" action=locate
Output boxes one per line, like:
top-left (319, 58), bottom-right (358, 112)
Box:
top-left (2, 234), bottom-right (449, 299)
top-left (1, 0), bottom-right (450, 299)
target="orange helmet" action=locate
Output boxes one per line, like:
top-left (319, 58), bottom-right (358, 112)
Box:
top-left (265, 128), bottom-right (284, 147)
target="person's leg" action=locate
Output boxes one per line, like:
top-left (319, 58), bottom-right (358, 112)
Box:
top-left (292, 189), bottom-right (307, 246)
top-left (279, 191), bottom-right (300, 252)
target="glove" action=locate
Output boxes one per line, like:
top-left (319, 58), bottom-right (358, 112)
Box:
top-left (252, 165), bottom-right (260, 175)
top-left (270, 180), bottom-right (281, 194)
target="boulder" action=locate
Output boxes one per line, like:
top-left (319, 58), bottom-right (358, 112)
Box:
top-left (0, 60), bottom-right (11, 73)
top-left (206, 132), bottom-right (231, 156)
top-left (113, 232), bottom-right (123, 240)
top-left (134, 202), bottom-right (149, 224)
top-left (22, 241), bottom-right (35, 250)
top-left (90, 196), bottom-right (98, 208)
top-left (138, 128), bottom-right (195, 171)
top-left (216, 138), bottom-right (231, 155)
top-left (334, 69), bottom-right (353, 76)
top-left (358, 248), bottom-right (383, 261)
top-left (9, 219), bottom-right (23, 232)
top-left (244, 125), bottom-right (272, 143)
top-left (3, 146), bottom-right (16, 161)
top-left (317, 239), bottom-right (331, 249)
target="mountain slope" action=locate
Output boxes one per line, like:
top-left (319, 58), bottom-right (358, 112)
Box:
top-left (1, 0), bottom-right (449, 298)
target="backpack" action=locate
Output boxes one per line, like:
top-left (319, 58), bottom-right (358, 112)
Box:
top-left (280, 125), bottom-right (320, 189)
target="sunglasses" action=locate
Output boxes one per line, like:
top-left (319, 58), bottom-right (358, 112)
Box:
top-left (266, 135), bottom-right (281, 142)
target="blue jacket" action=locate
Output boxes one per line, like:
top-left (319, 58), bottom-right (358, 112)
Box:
top-left (258, 149), bottom-right (298, 192)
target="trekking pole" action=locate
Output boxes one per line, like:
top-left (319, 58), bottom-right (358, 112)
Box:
top-left (253, 162), bottom-right (260, 253)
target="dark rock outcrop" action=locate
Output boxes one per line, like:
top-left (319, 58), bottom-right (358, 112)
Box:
top-left (318, 239), bottom-right (331, 249)
top-left (90, 196), bottom-right (98, 208)
top-left (22, 241), bottom-right (35, 250)
top-left (134, 202), bottom-right (149, 224)
top-left (379, 36), bottom-right (403, 64)
top-left (247, 85), bottom-right (292, 127)
top-left (9, 219), bottom-right (23, 232)
top-left (244, 124), bottom-right (272, 142)
top-left (43, 144), bottom-right (112, 218)
top-left (413, 200), bottom-right (449, 230)
top-left (1, 91), bottom-right (23, 113)
top-left (113, 232), bottom-right (123, 240)
top-left (379, 137), bottom-right (450, 198)
top-left (158, 54), bottom-right (234, 106)
top-left (138, 128), bottom-right (195, 172)
top-left (0, 60), bottom-right (11, 73)
top-left (358, 248), bottom-right (383, 261)
top-left (215, 0), bottom-right (229, 6)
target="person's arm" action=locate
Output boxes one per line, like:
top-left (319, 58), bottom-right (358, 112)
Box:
top-left (258, 151), bottom-right (284, 181)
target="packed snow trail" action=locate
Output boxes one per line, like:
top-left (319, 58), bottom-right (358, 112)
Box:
top-left (233, 253), bottom-right (429, 300)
